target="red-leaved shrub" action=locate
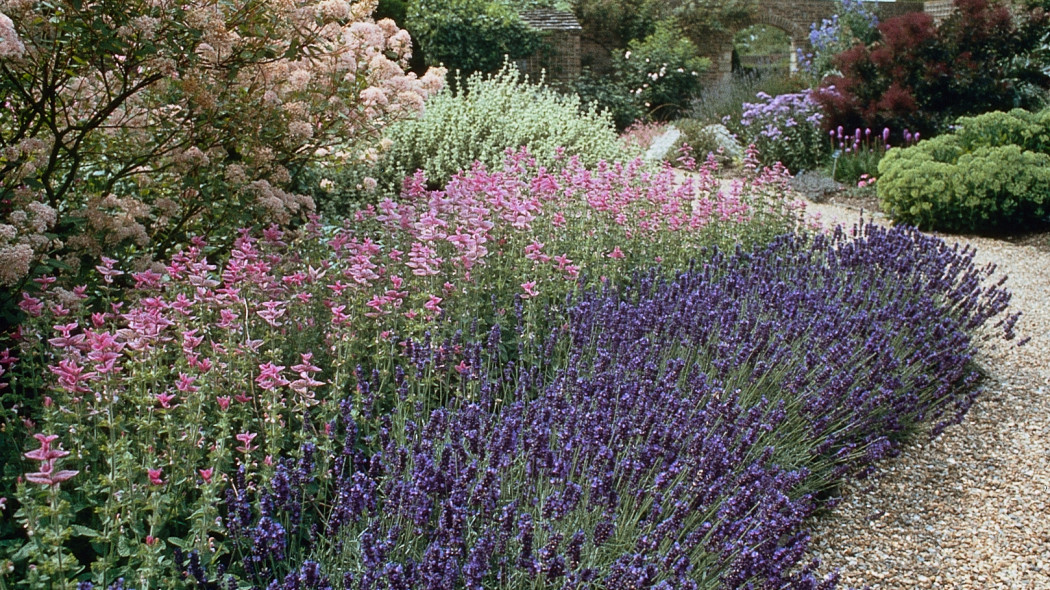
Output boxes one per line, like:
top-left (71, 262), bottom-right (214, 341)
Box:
top-left (815, 0), bottom-right (1050, 138)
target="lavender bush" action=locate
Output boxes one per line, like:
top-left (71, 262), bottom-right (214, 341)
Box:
top-left (212, 223), bottom-right (1015, 589)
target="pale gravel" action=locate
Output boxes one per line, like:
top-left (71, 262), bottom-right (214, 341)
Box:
top-left (801, 200), bottom-right (1050, 589)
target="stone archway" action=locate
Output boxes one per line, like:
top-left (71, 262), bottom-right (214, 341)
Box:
top-left (688, 0), bottom-right (927, 82)
top-left (726, 14), bottom-right (806, 79)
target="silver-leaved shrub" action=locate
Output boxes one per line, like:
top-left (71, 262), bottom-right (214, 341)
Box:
top-left (314, 65), bottom-right (634, 214)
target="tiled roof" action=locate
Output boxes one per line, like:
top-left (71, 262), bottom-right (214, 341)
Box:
top-left (520, 9), bottom-right (583, 31)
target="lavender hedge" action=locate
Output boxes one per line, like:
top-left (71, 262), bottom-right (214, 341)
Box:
top-left (204, 223), bottom-right (1016, 590)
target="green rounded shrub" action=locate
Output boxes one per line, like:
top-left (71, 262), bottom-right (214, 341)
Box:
top-left (878, 108), bottom-right (1050, 232)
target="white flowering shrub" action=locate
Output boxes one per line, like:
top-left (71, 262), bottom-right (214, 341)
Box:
top-left (316, 65), bottom-right (632, 211)
top-left (0, 0), bottom-right (444, 300)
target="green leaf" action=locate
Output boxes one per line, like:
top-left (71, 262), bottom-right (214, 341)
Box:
top-left (10, 541), bottom-right (34, 562)
top-left (71, 524), bottom-right (100, 538)
top-left (117, 535), bottom-right (132, 557)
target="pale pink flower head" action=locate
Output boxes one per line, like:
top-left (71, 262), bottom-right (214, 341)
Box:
top-left (235, 432), bottom-right (258, 454)
top-left (24, 434), bottom-right (78, 487)
top-left (147, 468), bottom-right (165, 486)
top-left (607, 247), bottom-right (626, 259)
top-left (520, 281), bottom-right (539, 299)
top-left (0, 12), bottom-right (25, 59)
top-left (155, 392), bottom-right (177, 408)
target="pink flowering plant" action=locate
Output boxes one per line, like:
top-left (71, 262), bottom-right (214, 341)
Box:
top-left (0, 146), bottom-right (804, 587)
top-left (827, 126), bottom-right (922, 186)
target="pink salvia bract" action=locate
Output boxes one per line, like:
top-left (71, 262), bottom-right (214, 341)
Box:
top-left (175, 373), bottom-right (199, 394)
top-left (24, 434), bottom-right (77, 488)
top-left (521, 281), bottom-right (539, 299)
top-left (18, 293), bottom-right (43, 317)
top-left (95, 257), bottom-right (125, 284)
top-left (257, 300), bottom-right (287, 327)
top-left (255, 362), bottom-right (288, 390)
top-left (49, 359), bottom-right (96, 394)
top-left (155, 392), bottom-right (177, 408)
top-left (235, 432), bottom-right (258, 454)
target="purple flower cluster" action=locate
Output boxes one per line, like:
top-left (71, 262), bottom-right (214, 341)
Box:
top-left (214, 223), bottom-right (1014, 589)
top-left (733, 92), bottom-right (829, 172)
top-left (798, 0), bottom-right (879, 76)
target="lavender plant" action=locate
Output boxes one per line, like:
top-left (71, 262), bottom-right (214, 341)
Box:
top-left (210, 222), bottom-right (1015, 589)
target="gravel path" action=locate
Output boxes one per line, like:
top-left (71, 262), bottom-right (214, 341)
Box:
top-left (802, 201), bottom-right (1050, 589)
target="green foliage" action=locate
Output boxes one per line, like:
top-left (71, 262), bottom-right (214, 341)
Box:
top-left (316, 66), bottom-right (632, 213)
top-left (375, 0), bottom-right (408, 23)
top-left (570, 0), bottom-right (659, 47)
top-left (619, 22), bottom-right (711, 120)
top-left (670, 0), bottom-right (759, 38)
top-left (734, 25), bottom-right (791, 58)
top-left (407, 0), bottom-right (542, 76)
top-left (878, 108), bottom-right (1050, 232)
top-left (830, 147), bottom-right (883, 186)
top-left (570, 68), bottom-right (646, 131)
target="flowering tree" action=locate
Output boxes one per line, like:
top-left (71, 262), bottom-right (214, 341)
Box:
top-left (0, 0), bottom-right (444, 300)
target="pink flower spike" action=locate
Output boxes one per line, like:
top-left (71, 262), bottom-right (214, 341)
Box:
top-left (175, 372), bottom-right (199, 393)
top-left (521, 281), bottom-right (539, 299)
top-left (607, 247), bottom-right (626, 259)
top-left (216, 396), bottom-right (231, 411)
top-left (199, 467), bottom-right (214, 483)
top-left (155, 392), bottom-right (177, 408)
top-left (32, 433), bottom-right (60, 447)
top-left (235, 432), bottom-right (258, 454)
top-left (255, 362), bottom-right (288, 391)
top-left (25, 460), bottom-right (79, 487)
top-left (95, 257), bottom-right (125, 284)
top-left (147, 468), bottom-right (165, 486)
top-left (424, 295), bottom-right (443, 313)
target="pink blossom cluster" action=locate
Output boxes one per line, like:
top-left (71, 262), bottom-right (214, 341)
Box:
top-left (23, 433), bottom-right (78, 487)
